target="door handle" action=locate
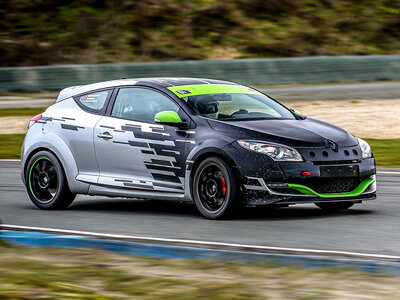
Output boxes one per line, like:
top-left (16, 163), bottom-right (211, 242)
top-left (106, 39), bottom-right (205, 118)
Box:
top-left (97, 132), bottom-right (113, 139)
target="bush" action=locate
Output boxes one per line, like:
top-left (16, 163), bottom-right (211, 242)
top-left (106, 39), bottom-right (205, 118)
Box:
top-left (0, 0), bottom-right (399, 66)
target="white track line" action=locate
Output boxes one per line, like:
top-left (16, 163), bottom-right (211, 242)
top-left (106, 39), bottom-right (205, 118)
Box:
top-left (377, 171), bottom-right (400, 175)
top-left (3, 224), bottom-right (400, 261)
top-left (0, 159), bottom-right (21, 162)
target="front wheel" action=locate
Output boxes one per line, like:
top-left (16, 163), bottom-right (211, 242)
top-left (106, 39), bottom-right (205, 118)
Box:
top-left (315, 201), bottom-right (354, 211)
top-left (25, 151), bottom-right (76, 209)
top-left (192, 156), bottom-right (239, 219)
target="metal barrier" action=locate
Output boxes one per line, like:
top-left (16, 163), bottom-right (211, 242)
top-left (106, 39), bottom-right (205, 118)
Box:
top-left (0, 55), bottom-right (399, 91)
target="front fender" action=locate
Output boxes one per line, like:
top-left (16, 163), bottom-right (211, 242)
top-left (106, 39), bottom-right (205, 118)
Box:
top-left (183, 139), bottom-right (241, 201)
top-left (186, 138), bottom-right (233, 162)
top-left (21, 129), bottom-right (89, 194)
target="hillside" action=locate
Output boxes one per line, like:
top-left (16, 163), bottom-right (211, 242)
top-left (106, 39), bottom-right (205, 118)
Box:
top-left (0, 0), bottom-right (399, 66)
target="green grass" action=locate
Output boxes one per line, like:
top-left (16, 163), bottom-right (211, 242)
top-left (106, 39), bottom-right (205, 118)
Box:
top-left (0, 243), bottom-right (399, 299)
top-left (0, 134), bottom-right (25, 159)
top-left (0, 134), bottom-right (399, 166)
top-left (0, 107), bottom-right (47, 117)
top-left (365, 139), bottom-right (400, 167)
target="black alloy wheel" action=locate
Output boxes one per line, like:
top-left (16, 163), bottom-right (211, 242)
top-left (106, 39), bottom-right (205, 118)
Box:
top-left (193, 156), bottom-right (239, 219)
top-left (26, 151), bottom-right (76, 209)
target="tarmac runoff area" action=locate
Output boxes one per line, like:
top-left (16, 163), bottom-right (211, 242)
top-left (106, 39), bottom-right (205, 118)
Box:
top-left (1, 81), bottom-right (400, 138)
top-left (1, 160), bottom-right (400, 273)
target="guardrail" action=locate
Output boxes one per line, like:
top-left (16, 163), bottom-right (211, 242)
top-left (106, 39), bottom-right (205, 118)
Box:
top-left (1, 55), bottom-right (399, 92)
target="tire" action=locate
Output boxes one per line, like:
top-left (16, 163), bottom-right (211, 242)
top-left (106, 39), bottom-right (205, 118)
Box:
top-left (192, 156), bottom-right (239, 219)
top-left (315, 201), bottom-right (354, 211)
top-left (25, 150), bottom-right (76, 209)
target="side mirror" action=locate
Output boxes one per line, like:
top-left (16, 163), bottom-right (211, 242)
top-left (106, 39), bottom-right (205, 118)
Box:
top-left (290, 108), bottom-right (301, 115)
top-left (290, 108), bottom-right (306, 120)
top-left (154, 111), bottom-right (188, 128)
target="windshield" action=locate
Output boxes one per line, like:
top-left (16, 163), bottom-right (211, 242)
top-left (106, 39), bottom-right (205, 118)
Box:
top-left (167, 84), bottom-right (295, 121)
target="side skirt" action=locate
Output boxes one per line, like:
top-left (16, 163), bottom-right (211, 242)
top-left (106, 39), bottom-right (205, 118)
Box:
top-left (87, 184), bottom-right (187, 201)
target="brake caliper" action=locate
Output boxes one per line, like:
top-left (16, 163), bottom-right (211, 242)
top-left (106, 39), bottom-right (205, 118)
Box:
top-left (221, 177), bottom-right (226, 196)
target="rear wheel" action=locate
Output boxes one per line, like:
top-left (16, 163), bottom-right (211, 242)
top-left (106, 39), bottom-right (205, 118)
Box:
top-left (25, 151), bottom-right (76, 209)
top-left (192, 157), bottom-right (239, 219)
top-left (316, 201), bottom-right (354, 211)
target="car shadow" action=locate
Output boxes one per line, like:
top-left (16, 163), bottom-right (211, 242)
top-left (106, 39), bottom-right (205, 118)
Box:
top-left (69, 198), bottom-right (198, 216)
top-left (68, 198), bottom-right (375, 221)
top-left (235, 205), bottom-right (375, 221)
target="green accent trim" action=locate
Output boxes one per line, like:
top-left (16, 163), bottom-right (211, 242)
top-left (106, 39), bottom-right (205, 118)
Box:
top-left (196, 163), bottom-right (218, 200)
top-left (28, 157), bottom-right (51, 199)
top-left (273, 178), bottom-right (375, 198)
top-left (154, 110), bottom-right (182, 123)
top-left (167, 84), bottom-right (262, 98)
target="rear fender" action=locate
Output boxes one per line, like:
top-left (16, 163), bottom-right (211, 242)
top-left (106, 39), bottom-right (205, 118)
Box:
top-left (21, 130), bottom-right (89, 194)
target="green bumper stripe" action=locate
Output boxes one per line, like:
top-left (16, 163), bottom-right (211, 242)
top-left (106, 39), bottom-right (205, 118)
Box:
top-left (276, 178), bottom-right (375, 198)
top-left (167, 84), bottom-right (262, 98)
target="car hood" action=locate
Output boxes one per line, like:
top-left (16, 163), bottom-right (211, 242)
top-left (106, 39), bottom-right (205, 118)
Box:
top-left (207, 118), bottom-right (358, 148)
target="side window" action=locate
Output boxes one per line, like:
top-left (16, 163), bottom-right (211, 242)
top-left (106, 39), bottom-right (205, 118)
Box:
top-left (77, 90), bottom-right (110, 112)
top-left (111, 88), bottom-right (179, 123)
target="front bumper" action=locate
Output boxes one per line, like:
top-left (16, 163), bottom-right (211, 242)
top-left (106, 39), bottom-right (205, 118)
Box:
top-left (245, 192), bottom-right (376, 206)
top-left (229, 142), bottom-right (377, 206)
top-left (242, 174), bottom-right (376, 205)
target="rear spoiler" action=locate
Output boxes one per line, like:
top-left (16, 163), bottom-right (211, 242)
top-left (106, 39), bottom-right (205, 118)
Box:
top-left (56, 86), bottom-right (81, 102)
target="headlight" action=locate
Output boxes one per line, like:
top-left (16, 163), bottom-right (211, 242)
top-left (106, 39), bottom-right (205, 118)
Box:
top-left (357, 137), bottom-right (372, 159)
top-left (237, 140), bottom-right (303, 161)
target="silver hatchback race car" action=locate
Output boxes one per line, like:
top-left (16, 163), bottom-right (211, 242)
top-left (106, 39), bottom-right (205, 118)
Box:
top-left (21, 77), bottom-right (376, 219)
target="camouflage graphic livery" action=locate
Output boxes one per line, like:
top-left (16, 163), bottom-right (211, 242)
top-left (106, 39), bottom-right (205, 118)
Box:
top-left (21, 77), bottom-right (376, 219)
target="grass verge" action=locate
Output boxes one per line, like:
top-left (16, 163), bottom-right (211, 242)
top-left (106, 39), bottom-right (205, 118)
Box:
top-left (0, 243), bottom-right (399, 299)
top-left (0, 107), bottom-right (47, 117)
top-left (365, 139), bottom-right (400, 167)
top-left (1, 134), bottom-right (399, 167)
top-left (0, 134), bottom-right (24, 159)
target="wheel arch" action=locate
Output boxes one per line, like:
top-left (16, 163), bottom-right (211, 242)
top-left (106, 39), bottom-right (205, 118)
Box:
top-left (22, 133), bottom-right (89, 194)
top-left (184, 142), bottom-right (243, 201)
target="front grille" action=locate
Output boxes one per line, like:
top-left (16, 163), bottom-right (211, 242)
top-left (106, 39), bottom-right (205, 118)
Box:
top-left (283, 177), bottom-right (363, 193)
top-left (312, 160), bottom-right (360, 165)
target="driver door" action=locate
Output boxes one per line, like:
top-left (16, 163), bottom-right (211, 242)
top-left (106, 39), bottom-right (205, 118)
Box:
top-left (94, 87), bottom-right (189, 192)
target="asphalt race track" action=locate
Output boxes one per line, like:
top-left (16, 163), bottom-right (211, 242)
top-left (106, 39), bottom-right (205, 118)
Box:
top-left (261, 81), bottom-right (400, 101)
top-left (1, 160), bottom-right (400, 256)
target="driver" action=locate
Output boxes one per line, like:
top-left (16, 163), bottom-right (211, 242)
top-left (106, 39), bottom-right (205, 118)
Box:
top-left (188, 95), bottom-right (219, 119)
top-left (198, 101), bottom-right (219, 119)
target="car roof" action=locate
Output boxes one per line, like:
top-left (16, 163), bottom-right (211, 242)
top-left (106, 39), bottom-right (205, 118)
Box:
top-left (56, 77), bottom-right (238, 102)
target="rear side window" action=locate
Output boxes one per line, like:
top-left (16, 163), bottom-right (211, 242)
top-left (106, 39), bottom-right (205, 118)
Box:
top-left (75, 90), bottom-right (111, 113)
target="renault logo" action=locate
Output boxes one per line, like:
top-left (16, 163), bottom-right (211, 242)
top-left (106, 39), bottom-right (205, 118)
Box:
top-left (326, 140), bottom-right (338, 152)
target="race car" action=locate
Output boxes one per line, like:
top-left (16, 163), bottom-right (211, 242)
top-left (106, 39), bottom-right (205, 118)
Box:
top-left (21, 77), bottom-right (376, 219)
